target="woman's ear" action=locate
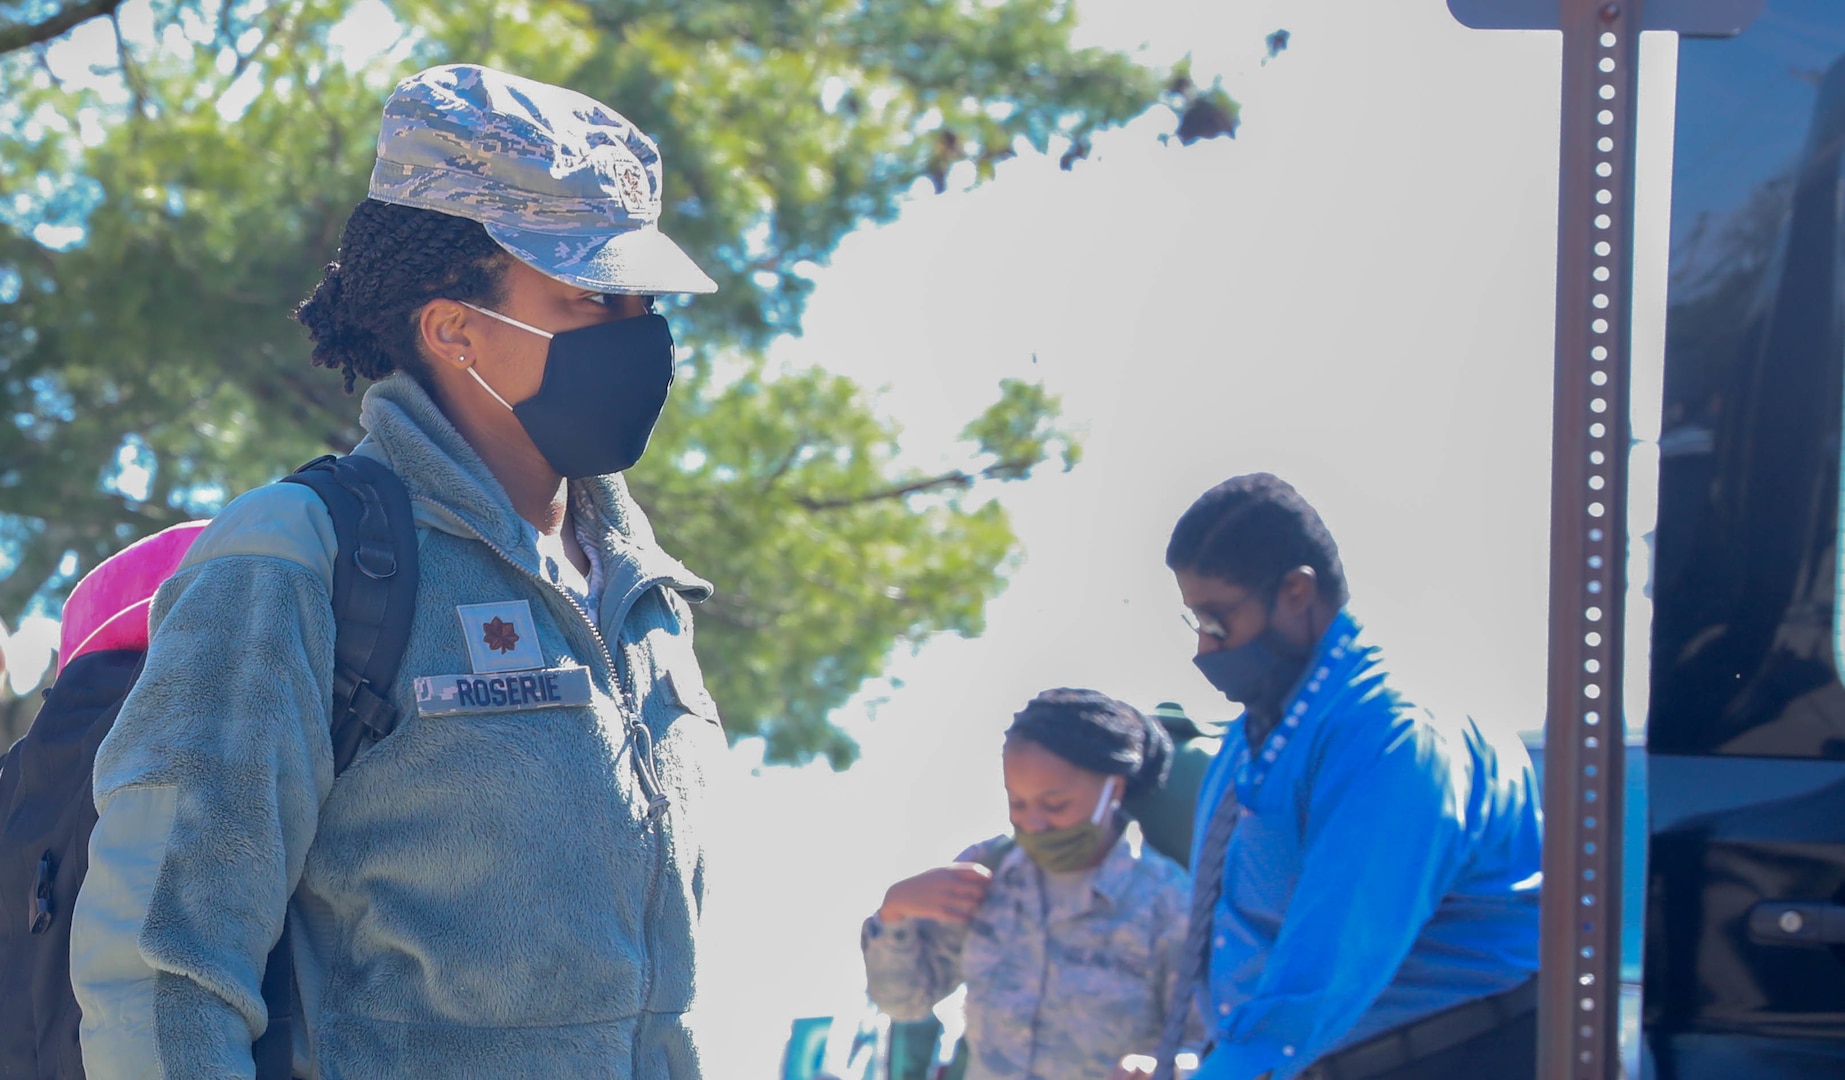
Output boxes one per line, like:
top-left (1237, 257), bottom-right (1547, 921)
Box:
top-left (418, 298), bottom-right (479, 372)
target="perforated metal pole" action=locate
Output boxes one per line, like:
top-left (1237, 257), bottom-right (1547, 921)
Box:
top-left (1537, 3), bottom-right (1642, 1077)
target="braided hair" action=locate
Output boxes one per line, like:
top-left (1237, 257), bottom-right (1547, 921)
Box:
top-left (295, 199), bottom-right (512, 392)
top-left (1005, 688), bottom-right (1173, 801)
top-left (1165, 472), bottom-right (1350, 606)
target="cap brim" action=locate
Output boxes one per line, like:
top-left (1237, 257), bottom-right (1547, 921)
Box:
top-left (484, 221), bottom-right (718, 295)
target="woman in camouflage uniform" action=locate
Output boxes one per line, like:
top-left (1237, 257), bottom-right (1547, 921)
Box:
top-left (862, 689), bottom-right (1197, 1080)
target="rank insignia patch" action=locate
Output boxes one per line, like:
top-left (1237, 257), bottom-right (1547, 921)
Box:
top-left (456, 600), bottom-right (545, 673)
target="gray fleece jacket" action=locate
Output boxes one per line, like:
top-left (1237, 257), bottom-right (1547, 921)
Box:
top-left (69, 374), bottom-right (724, 1079)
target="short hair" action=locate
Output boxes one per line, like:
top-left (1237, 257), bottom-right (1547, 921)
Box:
top-left (1005, 688), bottom-right (1173, 800)
top-left (294, 199), bottom-right (512, 392)
top-left (1165, 473), bottom-right (1350, 606)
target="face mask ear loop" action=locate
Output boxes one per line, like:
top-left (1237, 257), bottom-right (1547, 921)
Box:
top-left (458, 299), bottom-right (554, 340)
top-left (465, 360), bottom-right (517, 413)
top-left (1090, 776), bottom-right (1118, 826)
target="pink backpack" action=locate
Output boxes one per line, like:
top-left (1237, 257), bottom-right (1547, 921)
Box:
top-left (56, 520), bottom-right (210, 675)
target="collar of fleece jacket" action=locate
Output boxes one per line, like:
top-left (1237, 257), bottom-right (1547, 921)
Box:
top-left (353, 373), bottom-right (711, 603)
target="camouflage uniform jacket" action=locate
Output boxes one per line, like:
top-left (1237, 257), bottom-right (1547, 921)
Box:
top-left (862, 825), bottom-right (1196, 1080)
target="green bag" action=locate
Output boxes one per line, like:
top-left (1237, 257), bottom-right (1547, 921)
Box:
top-left (1122, 702), bottom-right (1228, 869)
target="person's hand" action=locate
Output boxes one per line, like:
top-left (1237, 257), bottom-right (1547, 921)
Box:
top-left (877, 863), bottom-right (993, 925)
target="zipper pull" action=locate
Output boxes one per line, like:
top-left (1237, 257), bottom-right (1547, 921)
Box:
top-left (627, 720), bottom-right (672, 819)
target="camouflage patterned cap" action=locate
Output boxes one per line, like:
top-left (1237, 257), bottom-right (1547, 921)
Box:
top-left (369, 64), bottom-right (717, 295)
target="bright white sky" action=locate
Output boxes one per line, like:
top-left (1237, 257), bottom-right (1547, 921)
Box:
top-left (1, 1), bottom-right (1682, 1074)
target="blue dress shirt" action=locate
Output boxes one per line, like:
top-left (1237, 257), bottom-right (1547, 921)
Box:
top-left (1188, 610), bottom-right (1541, 1080)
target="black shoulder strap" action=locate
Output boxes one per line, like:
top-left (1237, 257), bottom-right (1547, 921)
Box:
top-left (254, 453), bottom-right (417, 1080)
top-left (279, 453), bottom-right (420, 774)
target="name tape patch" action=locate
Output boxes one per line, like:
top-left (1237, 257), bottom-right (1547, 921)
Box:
top-left (415, 666), bottom-right (593, 718)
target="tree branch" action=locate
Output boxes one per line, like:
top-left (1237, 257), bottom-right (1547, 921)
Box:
top-left (794, 471), bottom-right (975, 512)
top-left (109, 9), bottom-right (150, 124)
top-left (791, 457), bottom-right (1039, 512)
top-left (0, 0), bottom-right (123, 56)
top-left (759, 439), bottom-right (810, 492)
top-left (239, 0), bottom-right (311, 104)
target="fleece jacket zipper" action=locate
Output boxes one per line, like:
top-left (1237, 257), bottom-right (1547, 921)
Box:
top-left (434, 501), bottom-right (674, 818)
top-left (425, 495), bottom-right (679, 1046)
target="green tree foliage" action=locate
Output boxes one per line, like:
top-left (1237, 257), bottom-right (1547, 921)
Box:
top-left (0, 0), bottom-right (1230, 765)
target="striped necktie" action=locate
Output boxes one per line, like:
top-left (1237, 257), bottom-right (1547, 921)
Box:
top-left (1153, 777), bottom-right (1243, 1080)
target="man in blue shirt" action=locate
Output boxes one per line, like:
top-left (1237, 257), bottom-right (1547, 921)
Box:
top-left (1150, 474), bottom-right (1541, 1080)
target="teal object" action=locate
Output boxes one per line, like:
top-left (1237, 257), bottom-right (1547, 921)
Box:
top-left (781, 1017), bottom-right (832, 1080)
top-left (887, 1017), bottom-right (943, 1080)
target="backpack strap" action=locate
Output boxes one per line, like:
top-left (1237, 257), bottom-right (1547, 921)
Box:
top-left (279, 454), bottom-right (420, 773)
top-left (254, 453), bottom-right (418, 1080)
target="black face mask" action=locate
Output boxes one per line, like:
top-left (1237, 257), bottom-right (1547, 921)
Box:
top-left (463, 303), bottom-right (675, 478)
top-left (1195, 630), bottom-right (1293, 707)
top-left (1193, 598), bottom-right (1313, 720)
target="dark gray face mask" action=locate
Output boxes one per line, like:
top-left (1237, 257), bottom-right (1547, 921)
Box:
top-left (463, 302), bottom-right (675, 478)
top-left (1193, 629), bottom-right (1299, 707)
top-left (1192, 593), bottom-right (1310, 711)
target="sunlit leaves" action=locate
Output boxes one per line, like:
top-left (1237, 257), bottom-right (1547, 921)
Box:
top-left (632, 357), bottom-right (1044, 766)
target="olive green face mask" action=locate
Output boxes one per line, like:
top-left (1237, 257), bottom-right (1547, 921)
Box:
top-left (1014, 778), bottom-right (1119, 873)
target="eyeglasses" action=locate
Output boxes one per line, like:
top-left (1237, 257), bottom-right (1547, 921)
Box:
top-left (1180, 591), bottom-right (1266, 642)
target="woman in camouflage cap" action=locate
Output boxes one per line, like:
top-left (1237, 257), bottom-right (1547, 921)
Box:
top-left (70, 65), bottom-right (724, 1080)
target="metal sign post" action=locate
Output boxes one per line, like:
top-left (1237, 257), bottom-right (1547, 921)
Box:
top-left (1447, 0), bottom-right (1762, 1076)
top-left (1537, 5), bottom-right (1641, 1074)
